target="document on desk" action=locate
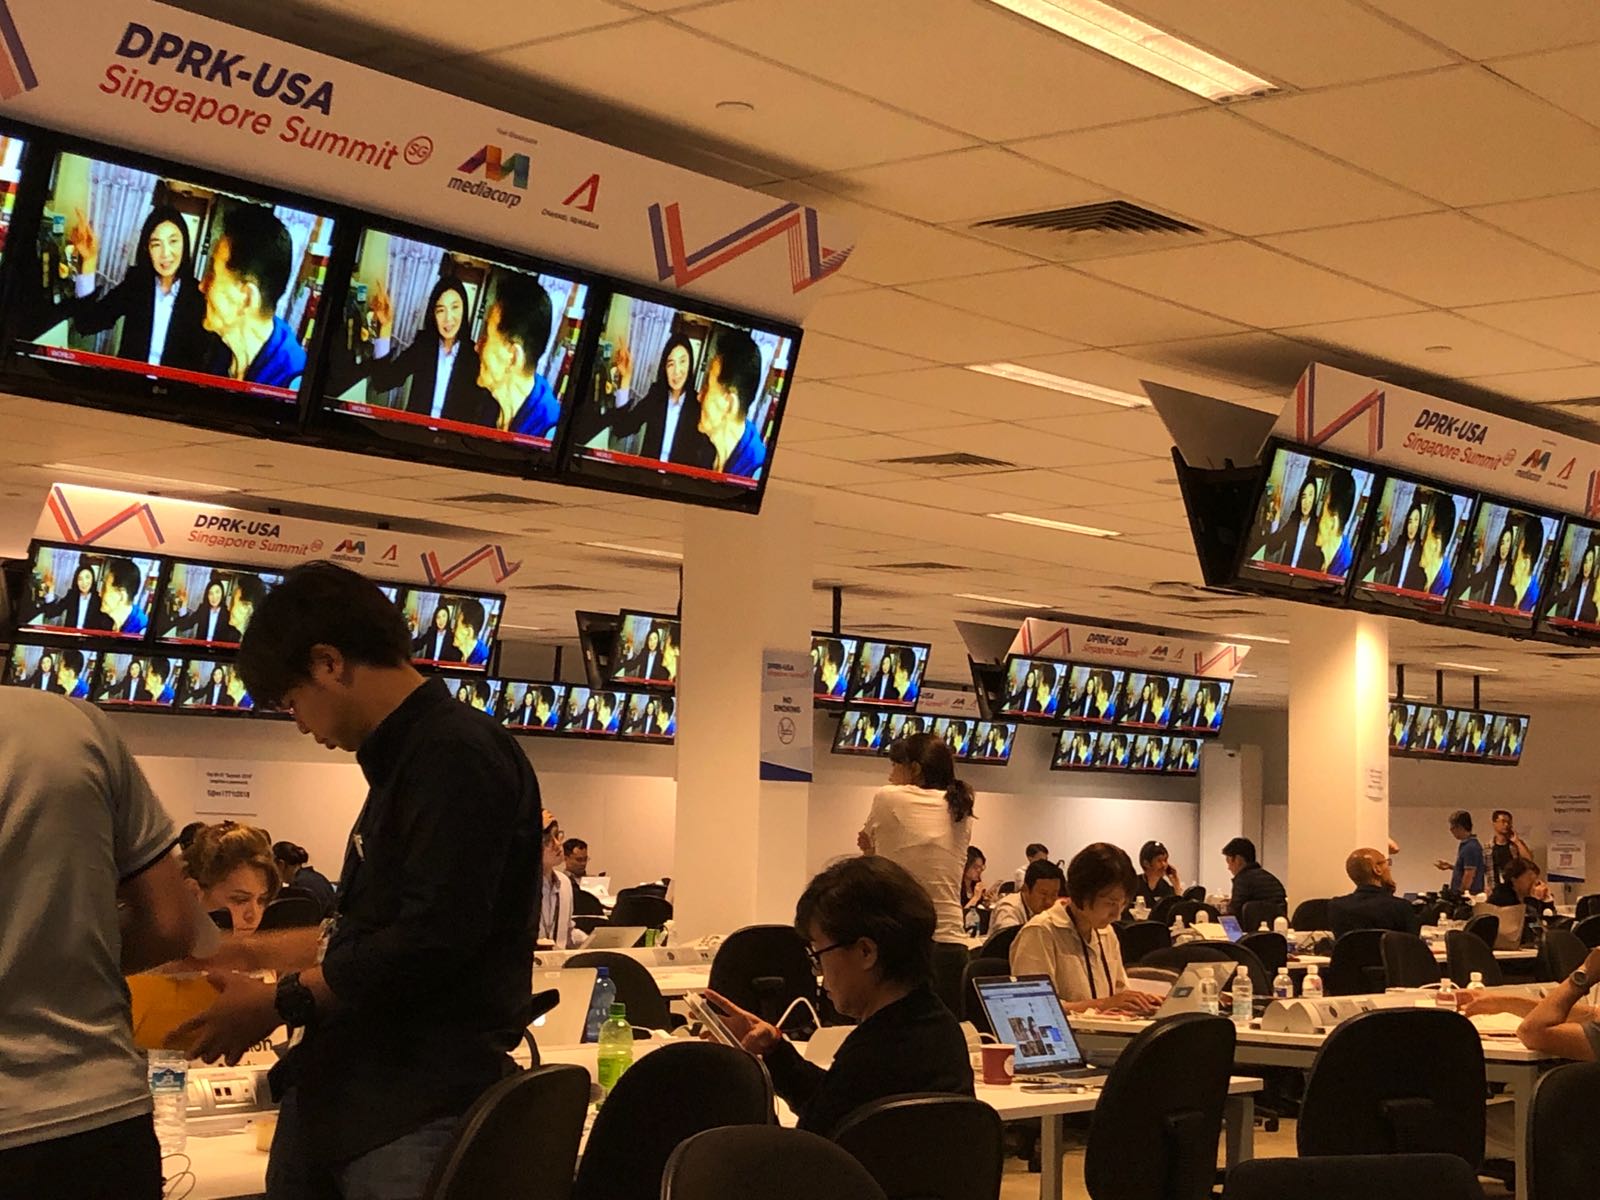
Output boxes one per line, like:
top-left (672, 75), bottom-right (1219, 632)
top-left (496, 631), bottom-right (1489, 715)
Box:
top-left (1469, 1012), bottom-right (1525, 1037)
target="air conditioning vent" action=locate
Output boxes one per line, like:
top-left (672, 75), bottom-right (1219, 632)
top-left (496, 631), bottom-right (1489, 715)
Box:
top-left (880, 562), bottom-right (966, 572)
top-left (510, 582), bottom-right (596, 592)
top-left (440, 492), bottom-right (554, 506)
top-left (881, 452), bottom-right (1017, 471)
top-left (975, 200), bottom-right (1202, 238)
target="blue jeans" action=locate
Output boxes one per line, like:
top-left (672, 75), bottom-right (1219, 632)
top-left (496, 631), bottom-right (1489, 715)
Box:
top-left (266, 1090), bottom-right (458, 1200)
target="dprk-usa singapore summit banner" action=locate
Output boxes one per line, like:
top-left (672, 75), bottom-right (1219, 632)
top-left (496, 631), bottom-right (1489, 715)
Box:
top-left (0, 0), bottom-right (854, 324)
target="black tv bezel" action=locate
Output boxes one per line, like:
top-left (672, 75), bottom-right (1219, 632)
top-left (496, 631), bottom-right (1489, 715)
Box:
top-left (495, 678), bottom-right (569, 735)
top-left (0, 122), bottom-right (343, 437)
top-left (1442, 487), bottom-right (1564, 634)
top-left (1347, 467), bottom-right (1479, 620)
top-left (1168, 675), bottom-right (1233, 738)
top-left (995, 653), bottom-right (1070, 725)
top-left (13, 539), bottom-right (163, 645)
top-left (608, 608), bottom-right (680, 693)
top-left (1535, 515), bottom-right (1600, 644)
top-left (171, 655), bottom-right (255, 718)
top-left (965, 719), bottom-right (1016, 766)
top-left (150, 555), bottom-right (285, 653)
top-left (616, 689), bottom-right (677, 743)
top-left (1060, 662), bottom-right (1128, 727)
top-left (1049, 727), bottom-right (1102, 772)
top-left (439, 672), bottom-right (503, 717)
top-left (392, 582), bottom-right (505, 675)
top-left (303, 209), bottom-right (603, 478)
top-left (1483, 711), bottom-right (1530, 767)
top-left (1092, 730), bottom-right (1133, 772)
top-left (1117, 670), bottom-right (1181, 731)
top-left (843, 637), bottom-right (933, 711)
top-left (831, 707), bottom-right (890, 757)
top-left (549, 683), bottom-right (625, 739)
top-left (927, 714), bottom-right (979, 761)
top-left (811, 631), bottom-right (863, 709)
top-left (1391, 702), bottom-right (1529, 767)
top-left (0, 636), bottom-right (103, 697)
top-left (557, 281), bottom-right (802, 514)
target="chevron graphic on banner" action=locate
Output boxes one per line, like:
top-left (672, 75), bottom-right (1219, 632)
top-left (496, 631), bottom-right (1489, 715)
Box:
top-left (420, 544), bottom-right (521, 586)
top-left (1295, 369), bottom-right (1385, 454)
top-left (648, 200), bottom-right (851, 294)
top-left (1020, 625), bottom-right (1072, 658)
top-left (1194, 645), bottom-right (1245, 676)
top-left (1588, 470), bottom-right (1600, 519)
top-left (0, 0), bottom-right (38, 100)
top-left (45, 485), bottom-right (165, 547)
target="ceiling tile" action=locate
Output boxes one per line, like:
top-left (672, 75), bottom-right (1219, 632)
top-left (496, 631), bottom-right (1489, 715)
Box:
top-left (896, 423), bottom-right (1147, 470)
top-left (802, 289), bottom-right (1072, 363)
top-left (1007, 349), bottom-right (1276, 407)
top-left (793, 332), bottom-right (937, 380)
top-left (787, 381), bottom-right (984, 433)
top-left (1281, 311), bottom-right (1585, 376)
top-left (775, 416), bottom-right (859, 444)
top-left (768, 449), bottom-right (903, 488)
top-left (812, 148), bottom-right (1105, 225)
top-left (1469, 192), bottom-right (1600, 273)
top-left (975, 468), bottom-right (1155, 507)
top-left (1364, 0), bottom-right (1600, 59)
top-left (1465, 366), bottom-right (1600, 404)
top-left (834, 366), bottom-right (1133, 422)
top-left (1454, 294), bottom-right (1600, 361)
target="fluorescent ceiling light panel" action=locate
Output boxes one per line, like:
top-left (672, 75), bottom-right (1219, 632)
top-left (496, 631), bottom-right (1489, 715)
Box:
top-left (954, 591), bottom-right (1051, 610)
top-left (985, 0), bottom-right (1278, 102)
top-left (1225, 632), bottom-right (1290, 645)
top-left (1435, 661), bottom-right (1500, 674)
top-left (986, 512), bottom-right (1121, 538)
top-left (580, 540), bottom-right (684, 561)
top-left (965, 362), bottom-right (1150, 409)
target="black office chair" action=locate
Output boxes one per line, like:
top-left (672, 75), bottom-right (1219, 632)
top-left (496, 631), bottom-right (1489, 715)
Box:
top-left (1183, 885), bottom-right (1207, 902)
top-left (1114, 920), bottom-right (1172, 965)
top-left (1381, 931), bottom-right (1444, 989)
top-left (1238, 899), bottom-right (1286, 934)
top-left (1168, 899), bottom-right (1221, 927)
top-left (1527, 1061), bottom-right (1600, 1200)
top-left (573, 1042), bottom-right (773, 1200)
top-left (422, 1064), bottom-right (589, 1200)
top-left (571, 887), bottom-right (606, 918)
top-left (1138, 943), bottom-right (1270, 996)
top-left (1223, 1153), bottom-right (1486, 1200)
top-left (1537, 926), bottom-right (1588, 982)
top-left (929, 942), bottom-right (971, 1017)
top-left (1444, 929), bottom-right (1504, 988)
top-left (1576, 893), bottom-right (1600, 923)
top-left (959, 957), bottom-right (1011, 1037)
top-left (996, 880), bottom-right (1017, 896)
top-left (1298, 1008), bottom-right (1486, 1168)
top-left (564, 951), bottom-right (672, 1031)
top-left (610, 890), bottom-right (673, 930)
top-left (276, 884), bottom-right (320, 905)
top-left (1084, 1013), bottom-right (1235, 1200)
top-left (1325, 929), bottom-right (1387, 996)
top-left (572, 914), bottom-right (609, 936)
top-left (256, 895), bottom-right (324, 931)
top-left (663, 1127), bottom-right (887, 1200)
top-left (1292, 898), bottom-right (1332, 932)
top-left (709, 925), bottom-right (821, 1029)
top-left (1149, 895), bottom-right (1181, 926)
top-left (1464, 914), bottom-right (1500, 949)
top-left (974, 924), bottom-right (1021, 963)
top-left (833, 1095), bottom-right (1003, 1200)
top-left (1238, 932), bottom-right (1287, 977)
top-left (1573, 914), bottom-right (1600, 948)
top-left (1421, 899), bottom-right (1454, 929)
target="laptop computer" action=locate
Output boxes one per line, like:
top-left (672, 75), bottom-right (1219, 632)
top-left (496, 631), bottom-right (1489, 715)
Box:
top-left (973, 975), bottom-right (1104, 1082)
top-left (529, 967), bottom-right (596, 1046)
top-left (1153, 963), bottom-right (1238, 1018)
top-left (1219, 915), bottom-right (1244, 942)
top-left (583, 926), bottom-right (647, 950)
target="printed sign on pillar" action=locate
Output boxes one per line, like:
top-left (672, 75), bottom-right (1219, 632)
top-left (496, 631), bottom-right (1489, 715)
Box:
top-left (760, 649), bottom-right (812, 783)
top-left (1547, 792), bottom-right (1592, 884)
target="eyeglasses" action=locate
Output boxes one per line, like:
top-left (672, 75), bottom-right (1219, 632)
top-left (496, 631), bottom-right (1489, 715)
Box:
top-left (806, 939), bottom-right (856, 970)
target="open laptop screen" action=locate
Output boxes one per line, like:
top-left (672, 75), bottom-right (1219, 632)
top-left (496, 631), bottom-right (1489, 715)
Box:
top-left (1219, 915), bottom-right (1244, 942)
top-left (973, 975), bottom-right (1089, 1075)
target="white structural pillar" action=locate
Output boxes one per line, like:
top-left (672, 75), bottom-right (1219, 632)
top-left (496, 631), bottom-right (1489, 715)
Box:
top-left (673, 485), bottom-right (814, 940)
top-left (1286, 608), bottom-right (1391, 905)
top-left (1198, 743), bottom-right (1263, 896)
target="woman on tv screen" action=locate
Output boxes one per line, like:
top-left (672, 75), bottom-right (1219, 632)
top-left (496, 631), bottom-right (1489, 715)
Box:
top-left (366, 275), bottom-right (490, 426)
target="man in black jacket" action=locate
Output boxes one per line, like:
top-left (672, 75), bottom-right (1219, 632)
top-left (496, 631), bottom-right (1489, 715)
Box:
top-left (1327, 848), bottom-right (1419, 937)
top-left (1222, 837), bottom-right (1287, 918)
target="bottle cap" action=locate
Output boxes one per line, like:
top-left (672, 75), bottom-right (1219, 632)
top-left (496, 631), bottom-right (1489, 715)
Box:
top-left (596, 966), bottom-right (609, 978)
top-left (609, 1003), bottom-right (627, 1017)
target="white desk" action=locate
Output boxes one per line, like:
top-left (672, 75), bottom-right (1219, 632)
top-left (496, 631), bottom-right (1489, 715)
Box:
top-left (1287, 946), bottom-right (1537, 969)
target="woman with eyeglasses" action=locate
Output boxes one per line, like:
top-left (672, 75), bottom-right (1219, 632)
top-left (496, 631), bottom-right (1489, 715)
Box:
top-left (704, 856), bottom-right (973, 1134)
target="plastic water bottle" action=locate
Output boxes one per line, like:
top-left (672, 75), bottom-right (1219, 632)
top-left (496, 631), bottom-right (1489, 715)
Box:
top-left (596, 1003), bottom-right (633, 1098)
top-left (584, 967), bottom-right (616, 1043)
top-left (147, 1049), bottom-right (188, 1157)
top-left (1301, 964), bottom-right (1324, 1000)
top-left (1198, 966), bottom-right (1220, 1015)
top-left (1467, 971), bottom-right (1486, 992)
top-left (1232, 969), bottom-right (1254, 1029)
top-left (1171, 915), bottom-right (1186, 939)
top-left (1272, 967), bottom-right (1294, 1000)
top-left (1131, 896), bottom-right (1149, 921)
top-left (1437, 977), bottom-right (1458, 1009)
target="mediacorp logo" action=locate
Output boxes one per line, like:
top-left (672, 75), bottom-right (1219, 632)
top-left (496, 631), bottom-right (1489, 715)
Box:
top-left (447, 144), bottom-right (528, 208)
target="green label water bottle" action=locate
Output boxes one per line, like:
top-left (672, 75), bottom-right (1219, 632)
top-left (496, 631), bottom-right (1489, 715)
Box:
top-left (596, 1002), bottom-right (633, 1099)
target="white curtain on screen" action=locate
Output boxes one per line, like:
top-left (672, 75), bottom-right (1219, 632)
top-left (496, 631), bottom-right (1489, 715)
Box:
top-left (748, 328), bottom-right (782, 434)
top-left (537, 275), bottom-right (578, 380)
top-left (83, 163), bottom-right (157, 355)
top-left (271, 205), bottom-right (319, 331)
top-left (627, 300), bottom-right (675, 396)
top-left (385, 237), bottom-right (445, 354)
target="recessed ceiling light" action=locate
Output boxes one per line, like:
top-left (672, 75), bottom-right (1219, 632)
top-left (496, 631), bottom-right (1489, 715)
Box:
top-left (43, 463), bottom-right (242, 495)
top-left (1225, 632), bottom-right (1290, 645)
top-left (1424, 344), bottom-right (1453, 354)
top-left (965, 362), bottom-right (1150, 408)
top-left (715, 99), bottom-right (756, 113)
top-left (986, 512), bottom-right (1122, 538)
top-left (1435, 660), bottom-right (1500, 674)
top-left (953, 591), bottom-right (1051, 610)
top-left (580, 540), bottom-right (684, 562)
top-left (984, 0), bottom-right (1278, 102)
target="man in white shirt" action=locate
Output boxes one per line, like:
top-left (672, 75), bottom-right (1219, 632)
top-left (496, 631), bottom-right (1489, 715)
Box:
top-left (536, 811), bottom-right (586, 950)
top-left (989, 860), bottom-right (1064, 935)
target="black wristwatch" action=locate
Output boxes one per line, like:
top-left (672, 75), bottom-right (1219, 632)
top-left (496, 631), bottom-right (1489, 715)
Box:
top-left (275, 971), bottom-right (318, 1029)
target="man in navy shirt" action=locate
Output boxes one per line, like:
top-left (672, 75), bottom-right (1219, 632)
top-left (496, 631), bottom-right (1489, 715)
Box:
top-left (1328, 848), bottom-right (1419, 937)
top-left (1435, 809), bottom-right (1486, 894)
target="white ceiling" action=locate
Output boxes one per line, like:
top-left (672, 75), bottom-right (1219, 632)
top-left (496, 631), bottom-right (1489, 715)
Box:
top-left (13, 0), bottom-right (1600, 706)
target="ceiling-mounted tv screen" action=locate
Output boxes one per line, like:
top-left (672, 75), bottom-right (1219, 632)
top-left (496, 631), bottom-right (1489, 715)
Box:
top-left (555, 685), bottom-right (621, 736)
top-left (1237, 443), bottom-right (1377, 593)
top-left (832, 707), bottom-right (887, 756)
top-left (9, 142), bottom-right (336, 423)
top-left (1352, 474), bottom-right (1476, 614)
top-left (564, 288), bottom-right (799, 510)
top-left (846, 640), bottom-right (928, 708)
top-left (1388, 701), bottom-right (1415, 752)
top-left (619, 692), bottom-right (676, 742)
top-left (1487, 713), bottom-right (1528, 765)
top-left (2, 641), bottom-right (99, 698)
top-left (318, 221), bottom-right (590, 473)
top-left (500, 680), bottom-right (566, 732)
top-left (1448, 498), bottom-right (1560, 629)
top-left (884, 713), bottom-right (933, 743)
top-left (154, 559), bottom-right (282, 650)
top-left (812, 633), bottom-right (860, 705)
top-left (1409, 704), bottom-right (1456, 756)
top-left (93, 652), bottom-right (175, 708)
top-left (1130, 734), bottom-right (1169, 773)
top-left (1094, 730), bottom-right (1132, 771)
top-left (610, 611), bottom-right (679, 690)
top-left (174, 657), bottom-right (252, 713)
top-left (1541, 518), bottom-right (1600, 639)
top-left (444, 675), bottom-right (501, 715)
top-left (932, 717), bottom-right (974, 760)
top-left (393, 586), bottom-right (502, 671)
top-left (998, 655), bottom-right (1065, 720)
top-left (1118, 672), bottom-right (1177, 729)
top-left (1167, 736), bottom-right (1202, 775)
top-left (1448, 708), bottom-right (1489, 760)
top-left (1170, 677), bottom-right (1231, 735)
top-left (1062, 665), bottom-right (1125, 725)
top-left (17, 542), bottom-right (160, 641)
top-left (968, 720), bottom-right (1015, 764)
top-left (1051, 728), bottom-right (1100, 771)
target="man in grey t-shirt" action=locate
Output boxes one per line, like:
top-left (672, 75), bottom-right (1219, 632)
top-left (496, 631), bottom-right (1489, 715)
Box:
top-left (0, 690), bottom-right (200, 1199)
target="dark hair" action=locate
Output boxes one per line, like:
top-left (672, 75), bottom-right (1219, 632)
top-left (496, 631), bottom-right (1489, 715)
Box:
top-left (472, 679), bottom-right (492, 705)
top-left (183, 821), bottom-right (280, 895)
top-left (1065, 842), bottom-right (1137, 908)
top-left (894, 645), bottom-right (918, 677)
top-left (711, 329), bottom-right (762, 418)
top-left (538, 685), bottom-right (556, 708)
top-left (60, 648), bottom-right (85, 676)
top-left (1322, 467), bottom-right (1356, 532)
top-left (819, 638), bottom-right (846, 672)
top-left (103, 556), bottom-right (142, 602)
top-left (888, 732), bottom-right (975, 822)
top-left (658, 695), bottom-right (675, 719)
top-left (236, 561), bottom-right (411, 707)
top-left (1138, 839), bottom-right (1169, 868)
top-left (232, 572), bottom-right (267, 610)
top-left (1023, 860), bottom-right (1065, 891)
top-left (646, 333), bottom-right (696, 401)
top-left (1221, 837), bottom-right (1257, 863)
top-left (563, 837), bottom-right (588, 856)
top-left (1450, 810), bottom-right (1473, 832)
top-left (149, 656), bottom-right (170, 682)
top-left (490, 272), bottom-right (554, 367)
top-left (422, 275), bottom-right (471, 341)
top-left (218, 203), bottom-right (293, 311)
top-left (1036, 662), bottom-right (1057, 690)
top-left (1505, 856), bottom-right (1541, 883)
top-left (1425, 499), bottom-right (1456, 551)
top-left (177, 821), bottom-right (206, 850)
top-left (966, 846), bottom-right (986, 869)
top-left (455, 596), bottom-right (486, 639)
top-left (1026, 843), bottom-right (1050, 858)
top-left (273, 841), bottom-right (309, 869)
top-left (133, 204), bottom-right (195, 283)
top-left (794, 856), bottom-right (935, 986)
top-left (1518, 515), bottom-right (1545, 568)
top-left (1492, 809), bottom-right (1512, 823)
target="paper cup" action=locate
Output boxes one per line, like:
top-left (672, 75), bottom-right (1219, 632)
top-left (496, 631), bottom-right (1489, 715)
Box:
top-left (980, 1043), bottom-right (1016, 1085)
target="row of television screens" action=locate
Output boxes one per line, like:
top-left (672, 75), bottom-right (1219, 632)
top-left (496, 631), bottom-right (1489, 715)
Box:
top-left (10, 540), bottom-right (504, 672)
top-left (812, 633), bottom-right (930, 710)
top-left (0, 124), bottom-right (799, 513)
top-left (1050, 728), bottom-right (1202, 776)
top-left (1388, 701), bottom-right (1528, 766)
top-left (995, 655), bottom-right (1231, 734)
top-left (1203, 439), bottom-right (1600, 641)
top-left (830, 709), bottom-right (1017, 764)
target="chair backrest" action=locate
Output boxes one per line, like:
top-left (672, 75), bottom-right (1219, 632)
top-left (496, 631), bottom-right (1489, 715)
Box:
top-left (1148, 895), bottom-right (1181, 926)
top-left (1444, 929), bottom-right (1504, 988)
top-left (573, 1042), bottom-right (773, 1200)
top-left (1182, 885), bottom-right (1207, 902)
top-left (276, 884), bottom-right (318, 904)
top-left (256, 895), bottom-right (324, 931)
top-left (423, 1064), bottom-right (588, 1200)
top-left (996, 880), bottom-right (1017, 895)
top-left (1084, 1013), bottom-right (1235, 1200)
top-left (562, 951), bottom-right (671, 1031)
top-left (959, 957), bottom-right (1011, 1036)
top-left (1237, 932), bottom-right (1287, 977)
top-left (1223, 1153), bottom-right (1485, 1200)
top-left (1325, 929), bottom-right (1388, 996)
top-left (1298, 1008), bottom-right (1486, 1167)
top-left (929, 942), bottom-right (971, 1017)
top-left (709, 925), bottom-right (820, 1027)
top-left (1538, 926), bottom-right (1588, 982)
top-left (1238, 899), bottom-right (1287, 934)
top-left (1463, 913), bottom-right (1500, 948)
top-left (1292, 898), bottom-right (1332, 932)
top-left (663, 1126), bottom-right (887, 1200)
top-left (571, 887), bottom-right (605, 918)
top-left (975, 924), bottom-right (1021, 963)
top-left (833, 1095), bottom-right (1003, 1200)
top-left (1576, 893), bottom-right (1600, 923)
top-left (1527, 1061), bottom-right (1600, 1200)
top-left (1140, 942), bottom-right (1268, 993)
top-left (1114, 920), bottom-right (1173, 965)
top-left (1380, 931), bottom-right (1443, 990)
top-left (1573, 914), bottom-right (1600, 949)
top-left (609, 892), bottom-right (672, 930)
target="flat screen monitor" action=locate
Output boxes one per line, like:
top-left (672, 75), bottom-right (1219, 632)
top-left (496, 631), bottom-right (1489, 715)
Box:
top-left (884, 713), bottom-right (934, 743)
top-left (1352, 474), bottom-right (1475, 613)
top-left (1166, 736), bottom-right (1202, 775)
top-left (811, 633), bottom-right (860, 705)
top-left (443, 675), bottom-right (501, 715)
top-left (1094, 731), bottom-right (1132, 771)
top-left (9, 142), bottom-right (336, 423)
top-left (1051, 728), bottom-right (1100, 771)
top-left (318, 221), bottom-right (590, 472)
top-left (1062, 665), bottom-right (1124, 725)
top-left (1448, 498), bottom-right (1560, 628)
top-left (1541, 518), bottom-right (1600, 639)
top-left (1448, 708), bottom-right (1489, 760)
top-left (1170, 677), bottom-right (1231, 735)
top-left (154, 559), bottom-right (282, 650)
top-left (931, 717), bottom-right (974, 760)
top-left (1237, 443), bottom-right (1377, 593)
top-left (1409, 705), bottom-right (1456, 756)
top-left (16, 542), bottom-right (160, 641)
top-left (174, 657), bottom-right (252, 713)
top-left (2, 641), bottom-right (100, 698)
top-left (394, 586), bottom-right (502, 671)
top-left (1130, 734), bottom-right (1169, 773)
top-left (832, 708), bottom-right (888, 756)
top-left (93, 652), bottom-right (175, 708)
top-left (610, 611), bottom-right (679, 690)
top-left (968, 721), bottom-right (1016, 764)
top-left (618, 691), bottom-right (676, 741)
top-left (1486, 713), bottom-right (1529, 765)
top-left (499, 680), bottom-right (567, 732)
top-left (1118, 672), bottom-right (1178, 730)
top-left (998, 655), bottom-right (1066, 720)
top-left (564, 288), bottom-right (799, 510)
top-left (1388, 701), bottom-right (1416, 752)
top-left (846, 640), bottom-right (928, 708)
top-left (553, 685), bottom-right (622, 736)
top-left (0, 130), bottom-right (27, 252)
